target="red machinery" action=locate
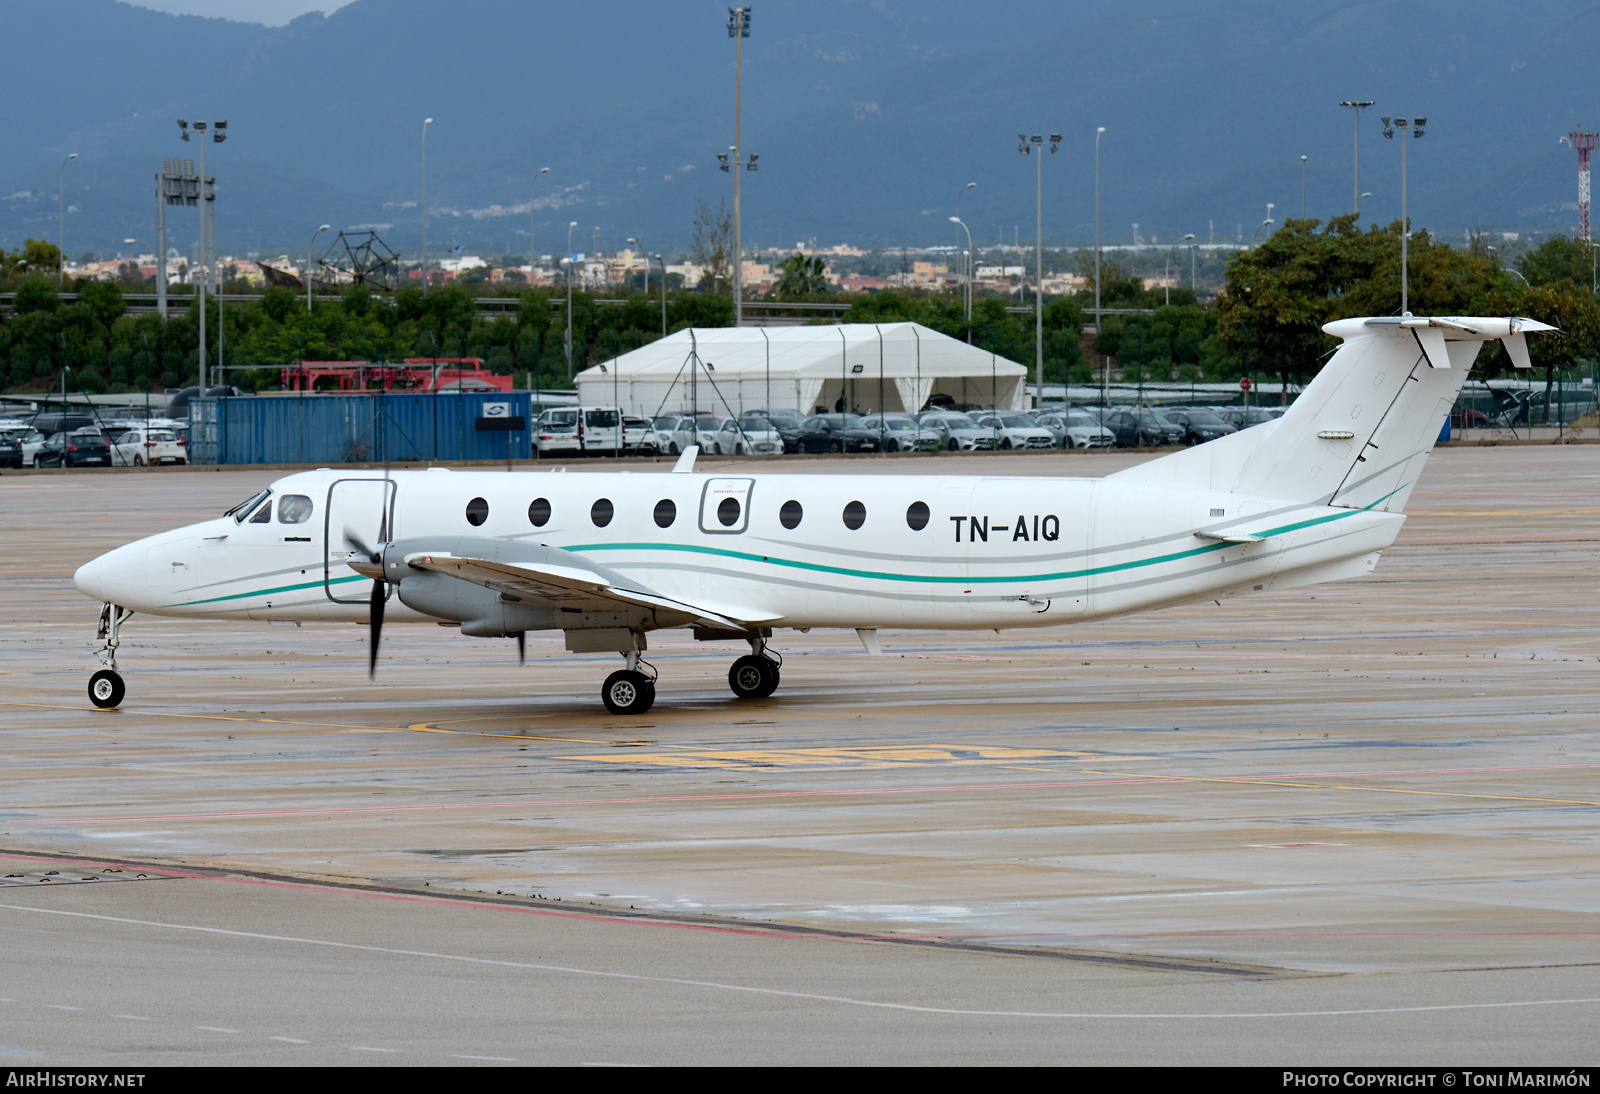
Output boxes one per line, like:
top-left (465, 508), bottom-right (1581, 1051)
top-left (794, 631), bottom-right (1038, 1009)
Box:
top-left (279, 358), bottom-right (512, 393)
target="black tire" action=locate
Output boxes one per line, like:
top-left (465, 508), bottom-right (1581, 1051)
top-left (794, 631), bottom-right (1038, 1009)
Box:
top-left (830, 440), bottom-right (843, 454)
top-left (1001, 437), bottom-right (1013, 450)
top-left (946, 438), bottom-right (959, 451)
top-left (886, 440), bottom-right (900, 453)
top-left (601, 670), bottom-right (655, 715)
top-left (668, 442), bottom-right (680, 456)
top-left (88, 669), bottom-right (124, 709)
top-left (728, 655), bottom-right (779, 699)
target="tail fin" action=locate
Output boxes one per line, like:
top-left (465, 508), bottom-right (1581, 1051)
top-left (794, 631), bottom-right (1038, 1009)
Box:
top-left (1109, 316), bottom-right (1553, 512)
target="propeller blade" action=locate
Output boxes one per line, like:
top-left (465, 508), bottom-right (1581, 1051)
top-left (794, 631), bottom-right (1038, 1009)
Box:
top-left (516, 631), bottom-right (525, 664)
top-left (344, 525), bottom-right (378, 562)
top-left (368, 577), bottom-right (385, 679)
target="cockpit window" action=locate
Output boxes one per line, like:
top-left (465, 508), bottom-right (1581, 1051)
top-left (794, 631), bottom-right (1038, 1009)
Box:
top-left (248, 501), bottom-right (272, 523)
top-left (227, 488), bottom-right (272, 523)
top-left (277, 495), bottom-right (314, 524)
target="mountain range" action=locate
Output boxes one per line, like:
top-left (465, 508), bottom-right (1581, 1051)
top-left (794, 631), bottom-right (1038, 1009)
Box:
top-left (4, 0), bottom-right (1597, 260)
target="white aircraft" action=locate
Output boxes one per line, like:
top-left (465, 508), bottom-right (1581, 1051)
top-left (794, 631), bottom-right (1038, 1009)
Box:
top-left (73, 315), bottom-right (1549, 715)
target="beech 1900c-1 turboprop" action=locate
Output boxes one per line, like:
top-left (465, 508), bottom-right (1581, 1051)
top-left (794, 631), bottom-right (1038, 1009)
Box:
top-left (73, 316), bottom-right (1550, 715)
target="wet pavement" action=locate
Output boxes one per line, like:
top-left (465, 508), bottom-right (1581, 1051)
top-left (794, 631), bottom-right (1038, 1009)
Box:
top-left (2, 449), bottom-right (1597, 1012)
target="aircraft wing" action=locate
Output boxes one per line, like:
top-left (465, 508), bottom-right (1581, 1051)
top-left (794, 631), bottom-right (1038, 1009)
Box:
top-left (399, 550), bottom-right (760, 631)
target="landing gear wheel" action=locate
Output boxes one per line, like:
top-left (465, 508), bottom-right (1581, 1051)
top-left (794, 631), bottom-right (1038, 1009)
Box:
top-left (728, 655), bottom-right (779, 700)
top-left (601, 670), bottom-right (655, 715)
top-left (88, 669), bottom-right (124, 709)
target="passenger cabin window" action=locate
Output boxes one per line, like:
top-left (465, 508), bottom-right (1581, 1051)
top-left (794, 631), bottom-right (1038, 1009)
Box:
top-left (591, 498), bottom-right (614, 527)
top-left (842, 500), bottom-right (866, 530)
top-left (779, 500), bottom-right (803, 529)
top-left (465, 497), bottom-right (489, 527)
top-left (906, 501), bottom-right (930, 531)
top-left (528, 497), bottom-right (551, 527)
top-left (654, 499), bottom-right (676, 528)
top-left (277, 495), bottom-right (314, 524)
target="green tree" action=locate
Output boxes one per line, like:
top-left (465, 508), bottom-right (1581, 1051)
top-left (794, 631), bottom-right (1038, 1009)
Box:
top-left (774, 252), bottom-right (829, 297)
top-left (1517, 236), bottom-right (1596, 289)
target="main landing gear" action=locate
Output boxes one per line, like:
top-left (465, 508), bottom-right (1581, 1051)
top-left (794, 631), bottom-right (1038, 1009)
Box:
top-left (728, 635), bottom-right (781, 700)
top-left (601, 648), bottom-right (657, 716)
top-left (89, 602), bottom-right (132, 709)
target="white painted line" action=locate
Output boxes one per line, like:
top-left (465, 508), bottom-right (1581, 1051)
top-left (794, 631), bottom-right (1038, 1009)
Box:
top-left (113, 1015), bottom-right (156, 1022)
top-left (350, 1046), bottom-right (398, 1053)
top-left (452, 1055), bottom-right (518, 1061)
top-left (4, 901), bottom-right (1600, 1022)
top-left (196, 1026), bottom-right (239, 1033)
top-left (43, 1005), bottom-right (84, 1011)
top-left (271, 1036), bottom-right (310, 1044)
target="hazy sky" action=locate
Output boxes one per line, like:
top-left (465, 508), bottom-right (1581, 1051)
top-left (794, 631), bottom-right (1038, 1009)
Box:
top-left (124, 0), bottom-right (355, 25)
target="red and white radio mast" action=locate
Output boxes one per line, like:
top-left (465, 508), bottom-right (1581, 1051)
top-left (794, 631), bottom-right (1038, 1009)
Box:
top-left (1563, 128), bottom-right (1599, 239)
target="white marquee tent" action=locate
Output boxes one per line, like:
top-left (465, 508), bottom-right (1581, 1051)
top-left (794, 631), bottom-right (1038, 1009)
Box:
top-left (574, 323), bottom-right (1029, 419)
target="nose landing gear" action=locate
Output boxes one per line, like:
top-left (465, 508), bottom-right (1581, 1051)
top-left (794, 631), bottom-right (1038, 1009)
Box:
top-left (88, 603), bottom-right (133, 709)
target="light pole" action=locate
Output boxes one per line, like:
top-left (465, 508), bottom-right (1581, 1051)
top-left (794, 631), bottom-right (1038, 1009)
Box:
top-left (530, 166), bottom-right (548, 281)
top-left (1250, 218), bottom-right (1274, 249)
top-left (1338, 100), bottom-right (1375, 217)
top-left (1018, 134), bottom-right (1059, 409)
top-left (565, 221), bottom-right (578, 378)
top-left (653, 253), bottom-right (667, 337)
top-left (955, 181), bottom-right (975, 319)
top-left (58, 153), bottom-right (78, 286)
top-left (949, 217), bottom-right (973, 322)
top-left (724, 6), bottom-right (755, 327)
top-left (1381, 114), bottom-right (1426, 314)
top-left (1165, 234), bottom-right (1194, 306)
top-left (421, 118), bottom-right (433, 295)
top-left (121, 239), bottom-right (152, 279)
top-left (1301, 155), bottom-right (1308, 218)
top-left (1094, 126), bottom-right (1105, 403)
top-left (307, 224), bottom-right (331, 312)
top-left (178, 119), bottom-right (226, 391)
top-left (627, 237), bottom-right (647, 293)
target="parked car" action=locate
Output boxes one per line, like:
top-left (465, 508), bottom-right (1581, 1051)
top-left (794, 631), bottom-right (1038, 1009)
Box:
top-left (575, 406), bottom-right (625, 454)
top-left (917, 411), bottom-right (997, 451)
top-left (29, 413), bottom-right (98, 437)
top-left (35, 428), bottom-right (113, 467)
top-left (533, 408), bottom-right (582, 458)
top-left (112, 427), bottom-right (187, 466)
top-left (1094, 407), bottom-right (1184, 448)
top-left (780, 414), bottom-right (882, 454)
top-left (713, 416), bottom-right (784, 456)
top-left (858, 413), bottom-right (943, 452)
top-left (1212, 405), bottom-right (1279, 430)
top-left (971, 412), bottom-right (1056, 450)
top-left (1160, 406), bottom-right (1238, 446)
top-left (0, 426), bottom-right (45, 468)
top-left (1034, 409), bottom-right (1115, 449)
top-left (746, 408), bottom-right (806, 434)
top-left (622, 415), bottom-right (659, 455)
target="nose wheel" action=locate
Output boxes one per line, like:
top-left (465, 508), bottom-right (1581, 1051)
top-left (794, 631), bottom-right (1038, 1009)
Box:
top-left (89, 669), bottom-right (125, 709)
top-left (601, 670), bottom-right (656, 715)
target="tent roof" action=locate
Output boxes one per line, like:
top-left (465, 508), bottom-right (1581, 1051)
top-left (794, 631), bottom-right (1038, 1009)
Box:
top-left (575, 322), bottom-right (1026, 381)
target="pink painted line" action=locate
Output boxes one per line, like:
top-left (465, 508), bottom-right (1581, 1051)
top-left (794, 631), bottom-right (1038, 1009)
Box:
top-left (1237, 762), bottom-right (1600, 781)
top-left (13, 777), bottom-right (1175, 825)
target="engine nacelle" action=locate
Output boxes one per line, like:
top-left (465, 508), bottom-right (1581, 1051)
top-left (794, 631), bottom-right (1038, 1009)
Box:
top-left (379, 536), bottom-right (654, 638)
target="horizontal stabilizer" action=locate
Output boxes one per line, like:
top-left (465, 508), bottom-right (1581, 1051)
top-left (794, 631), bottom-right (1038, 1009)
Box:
top-left (1194, 528), bottom-right (1265, 544)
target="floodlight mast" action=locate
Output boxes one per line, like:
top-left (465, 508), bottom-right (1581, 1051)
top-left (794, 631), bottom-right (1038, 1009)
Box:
top-left (58, 153), bottom-right (77, 287)
top-left (1382, 114), bottom-right (1426, 314)
top-left (955, 182), bottom-right (976, 322)
top-left (421, 118), bottom-right (433, 295)
top-left (725, 7), bottom-right (754, 326)
top-left (1017, 133), bottom-right (1059, 409)
top-left (1338, 100), bottom-right (1375, 217)
top-left (177, 118), bottom-right (227, 390)
top-left (308, 225), bottom-right (331, 313)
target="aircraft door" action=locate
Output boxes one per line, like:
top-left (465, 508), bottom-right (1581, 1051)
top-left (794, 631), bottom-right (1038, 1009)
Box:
top-left (324, 478), bottom-right (396, 603)
top-left (699, 478), bottom-right (753, 534)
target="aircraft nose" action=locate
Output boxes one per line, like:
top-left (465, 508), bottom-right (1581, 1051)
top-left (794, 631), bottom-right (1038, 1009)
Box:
top-left (74, 543), bottom-right (139, 603)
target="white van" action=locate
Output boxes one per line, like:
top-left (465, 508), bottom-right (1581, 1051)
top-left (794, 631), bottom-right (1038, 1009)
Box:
top-left (535, 406), bottom-right (624, 457)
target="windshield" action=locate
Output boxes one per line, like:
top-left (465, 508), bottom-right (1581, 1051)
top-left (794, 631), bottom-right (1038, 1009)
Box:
top-left (1065, 411), bottom-right (1099, 427)
top-left (931, 413), bottom-right (978, 428)
top-left (762, 410), bottom-right (804, 428)
top-left (872, 418), bottom-right (916, 430)
top-left (1179, 408), bottom-right (1228, 426)
top-left (226, 487), bottom-right (272, 522)
top-left (738, 418), bottom-right (770, 432)
top-left (1000, 415), bottom-right (1036, 428)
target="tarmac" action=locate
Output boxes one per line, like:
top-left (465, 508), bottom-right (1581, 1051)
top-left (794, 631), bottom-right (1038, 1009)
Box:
top-left (1, 447), bottom-right (1597, 1065)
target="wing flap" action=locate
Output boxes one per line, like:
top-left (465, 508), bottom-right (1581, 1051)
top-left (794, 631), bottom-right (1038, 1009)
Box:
top-left (401, 551), bottom-right (757, 630)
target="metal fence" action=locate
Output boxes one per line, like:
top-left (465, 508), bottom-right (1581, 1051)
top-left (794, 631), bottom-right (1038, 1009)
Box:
top-left (189, 391), bottom-right (532, 465)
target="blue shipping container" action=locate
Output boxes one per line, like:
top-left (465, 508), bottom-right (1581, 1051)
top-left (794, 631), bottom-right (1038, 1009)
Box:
top-left (189, 391), bottom-right (532, 465)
